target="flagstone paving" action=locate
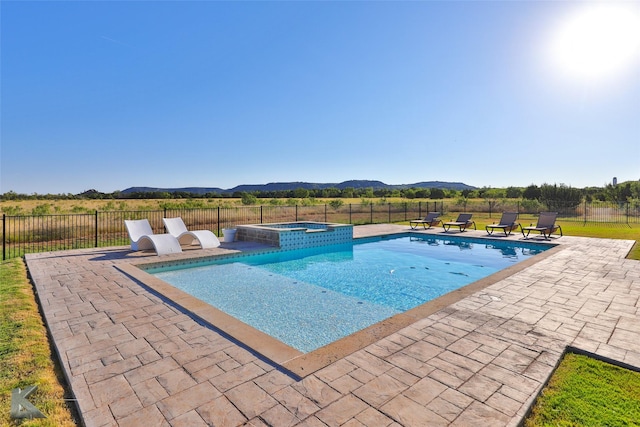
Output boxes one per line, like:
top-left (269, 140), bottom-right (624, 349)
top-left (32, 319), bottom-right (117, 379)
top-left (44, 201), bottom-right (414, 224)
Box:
top-left (25, 224), bottom-right (640, 426)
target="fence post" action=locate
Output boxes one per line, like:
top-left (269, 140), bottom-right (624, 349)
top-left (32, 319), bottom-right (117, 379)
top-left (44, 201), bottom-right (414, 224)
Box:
top-left (95, 210), bottom-right (99, 248)
top-left (295, 205), bottom-right (298, 222)
top-left (349, 204), bottom-right (352, 224)
top-left (370, 203), bottom-right (373, 224)
top-left (627, 201), bottom-right (630, 227)
top-left (217, 206), bottom-right (220, 235)
top-left (324, 204), bottom-right (327, 222)
top-left (388, 203), bottom-right (391, 223)
top-left (2, 214), bottom-right (5, 261)
top-left (584, 200), bottom-right (587, 225)
top-left (260, 206), bottom-right (263, 224)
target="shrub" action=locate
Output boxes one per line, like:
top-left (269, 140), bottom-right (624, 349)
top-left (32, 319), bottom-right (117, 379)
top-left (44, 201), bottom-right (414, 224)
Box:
top-left (455, 197), bottom-right (469, 211)
top-left (31, 204), bottom-right (52, 216)
top-left (71, 205), bottom-right (91, 213)
top-left (506, 186), bottom-right (523, 198)
top-left (521, 199), bottom-right (543, 213)
top-left (430, 188), bottom-right (445, 199)
top-left (1, 205), bottom-right (24, 216)
top-left (329, 200), bottom-right (343, 210)
top-left (523, 184), bottom-right (541, 200)
top-left (241, 193), bottom-right (258, 205)
top-left (540, 184), bottom-right (583, 210)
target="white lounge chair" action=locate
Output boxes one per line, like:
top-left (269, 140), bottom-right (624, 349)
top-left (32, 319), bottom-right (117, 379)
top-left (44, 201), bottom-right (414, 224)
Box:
top-left (124, 219), bottom-right (182, 255)
top-left (163, 217), bottom-right (221, 249)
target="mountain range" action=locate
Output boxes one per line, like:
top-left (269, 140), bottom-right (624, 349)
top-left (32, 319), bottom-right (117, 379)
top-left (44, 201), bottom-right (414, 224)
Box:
top-left (120, 180), bottom-right (476, 195)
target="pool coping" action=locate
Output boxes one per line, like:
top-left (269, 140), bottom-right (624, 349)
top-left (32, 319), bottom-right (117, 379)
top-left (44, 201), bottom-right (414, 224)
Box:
top-left (117, 233), bottom-right (563, 378)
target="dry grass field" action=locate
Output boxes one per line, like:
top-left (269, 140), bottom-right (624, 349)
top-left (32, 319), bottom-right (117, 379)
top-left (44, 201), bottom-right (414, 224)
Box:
top-left (0, 198), bottom-right (230, 215)
top-left (0, 197), bottom-right (400, 215)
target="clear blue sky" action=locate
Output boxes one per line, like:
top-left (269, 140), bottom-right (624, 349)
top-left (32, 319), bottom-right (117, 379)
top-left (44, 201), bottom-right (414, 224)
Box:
top-left (2, 1), bottom-right (639, 195)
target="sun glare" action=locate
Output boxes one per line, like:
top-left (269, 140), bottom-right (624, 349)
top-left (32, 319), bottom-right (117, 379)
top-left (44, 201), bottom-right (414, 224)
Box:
top-left (548, 3), bottom-right (640, 82)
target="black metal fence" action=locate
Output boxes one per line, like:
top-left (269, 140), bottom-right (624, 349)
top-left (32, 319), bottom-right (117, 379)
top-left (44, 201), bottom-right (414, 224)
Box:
top-left (2, 200), bottom-right (638, 260)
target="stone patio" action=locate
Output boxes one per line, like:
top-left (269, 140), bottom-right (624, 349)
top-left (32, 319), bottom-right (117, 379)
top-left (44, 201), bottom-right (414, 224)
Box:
top-left (24, 224), bottom-right (640, 426)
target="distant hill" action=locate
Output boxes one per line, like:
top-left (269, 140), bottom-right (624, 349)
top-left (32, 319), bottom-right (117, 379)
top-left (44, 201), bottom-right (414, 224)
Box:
top-left (119, 186), bottom-right (225, 195)
top-left (121, 180), bottom-right (476, 195)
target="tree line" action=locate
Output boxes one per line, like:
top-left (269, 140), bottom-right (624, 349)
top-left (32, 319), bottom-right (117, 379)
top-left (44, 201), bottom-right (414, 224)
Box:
top-left (2, 182), bottom-right (639, 204)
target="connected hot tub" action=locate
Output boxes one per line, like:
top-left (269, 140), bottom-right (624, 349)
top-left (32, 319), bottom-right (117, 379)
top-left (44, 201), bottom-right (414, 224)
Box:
top-left (236, 221), bottom-right (353, 250)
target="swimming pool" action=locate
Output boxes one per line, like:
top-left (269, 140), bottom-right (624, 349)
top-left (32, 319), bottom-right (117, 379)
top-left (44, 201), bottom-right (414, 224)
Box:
top-left (147, 234), bottom-right (550, 353)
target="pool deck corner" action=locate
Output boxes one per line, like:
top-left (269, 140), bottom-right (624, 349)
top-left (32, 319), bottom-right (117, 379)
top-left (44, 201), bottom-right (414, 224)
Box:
top-left (25, 224), bottom-right (640, 426)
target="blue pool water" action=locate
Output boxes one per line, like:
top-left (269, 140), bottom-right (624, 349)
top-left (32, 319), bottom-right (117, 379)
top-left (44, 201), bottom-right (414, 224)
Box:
top-left (149, 234), bottom-right (549, 352)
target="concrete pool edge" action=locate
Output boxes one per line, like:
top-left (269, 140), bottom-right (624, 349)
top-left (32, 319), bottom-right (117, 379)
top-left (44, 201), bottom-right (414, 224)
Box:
top-left (119, 237), bottom-right (564, 378)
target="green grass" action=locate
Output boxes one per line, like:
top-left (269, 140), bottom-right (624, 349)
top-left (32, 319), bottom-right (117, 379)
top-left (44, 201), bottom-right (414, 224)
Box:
top-left (525, 353), bottom-right (640, 427)
top-left (0, 258), bottom-right (77, 426)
